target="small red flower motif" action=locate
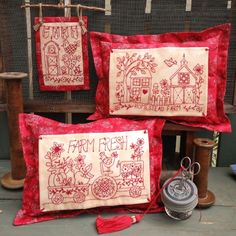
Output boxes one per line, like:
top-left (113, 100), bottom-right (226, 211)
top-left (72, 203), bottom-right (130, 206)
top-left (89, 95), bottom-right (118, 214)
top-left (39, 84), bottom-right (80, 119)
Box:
top-left (74, 66), bottom-right (82, 75)
top-left (76, 154), bottom-right (85, 166)
top-left (131, 154), bottom-right (136, 160)
top-left (137, 138), bottom-right (144, 145)
top-left (130, 143), bottom-right (136, 149)
top-left (194, 64), bottom-right (204, 75)
top-left (160, 79), bottom-right (168, 88)
top-left (111, 152), bottom-right (118, 158)
top-left (50, 142), bottom-right (64, 156)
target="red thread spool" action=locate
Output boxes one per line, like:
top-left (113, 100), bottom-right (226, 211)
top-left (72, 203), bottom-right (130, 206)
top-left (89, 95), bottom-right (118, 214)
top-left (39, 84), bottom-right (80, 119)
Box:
top-left (193, 138), bottom-right (215, 208)
top-left (0, 72), bottom-right (27, 189)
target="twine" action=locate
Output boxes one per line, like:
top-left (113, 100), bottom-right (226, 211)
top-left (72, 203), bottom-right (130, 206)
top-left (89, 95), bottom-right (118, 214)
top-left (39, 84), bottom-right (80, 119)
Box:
top-left (77, 4), bottom-right (87, 35)
top-left (33, 3), bottom-right (43, 31)
top-left (21, 3), bottom-right (107, 13)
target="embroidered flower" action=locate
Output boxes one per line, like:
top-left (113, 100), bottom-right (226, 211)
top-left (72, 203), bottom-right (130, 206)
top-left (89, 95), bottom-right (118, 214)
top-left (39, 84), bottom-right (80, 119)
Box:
top-left (75, 154), bottom-right (85, 167)
top-left (111, 151), bottom-right (118, 158)
top-left (160, 79), bottom-right (168, 88)
top-left (50, 142), bottom-right (64, 156)
top-left (131, 154), bottom-right (136, 160)
top-left (74, 66), bottom-right (82, 75)
top-left (130, 143), bottom-right (136, 149)
top-left (137, 138), bottom-right (144, 145)
top-left (194, 64), bottom-right (204, 75)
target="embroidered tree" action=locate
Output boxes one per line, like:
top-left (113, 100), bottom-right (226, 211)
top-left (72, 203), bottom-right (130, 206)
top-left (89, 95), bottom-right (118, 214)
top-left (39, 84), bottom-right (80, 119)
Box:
top-left (116, 52), bottom-right (157, 103)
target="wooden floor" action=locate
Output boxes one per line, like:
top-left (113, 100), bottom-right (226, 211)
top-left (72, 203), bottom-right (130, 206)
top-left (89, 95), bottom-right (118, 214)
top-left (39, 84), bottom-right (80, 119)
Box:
top-left (0, 160), bottom-right (236, 236)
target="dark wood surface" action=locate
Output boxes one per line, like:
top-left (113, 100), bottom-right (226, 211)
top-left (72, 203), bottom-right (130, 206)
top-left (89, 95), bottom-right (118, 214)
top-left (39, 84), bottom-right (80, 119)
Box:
top-left (224, 103), bottom-right (236, 114)
top-left (0, 160), bottom-right (236, 236)
top-left (24, 99), bottom-right (96, 113)
top-left (0, 103), bottom-right (6, 112)
top-left (23, 99), bottom-right (236, 114)
top-left (23, 99), bottom-right (203, 136)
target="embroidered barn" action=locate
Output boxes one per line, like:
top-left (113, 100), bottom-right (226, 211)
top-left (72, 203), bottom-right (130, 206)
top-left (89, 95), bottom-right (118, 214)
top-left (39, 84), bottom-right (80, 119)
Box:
top-left (169, 54), bottom-right (197, 105)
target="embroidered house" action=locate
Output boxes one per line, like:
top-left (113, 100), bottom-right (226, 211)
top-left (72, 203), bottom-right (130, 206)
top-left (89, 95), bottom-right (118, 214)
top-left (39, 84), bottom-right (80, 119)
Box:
top-left (113, 52), bottom-right (157, 107)
top-left (128, 68), bottom-right (152, 104)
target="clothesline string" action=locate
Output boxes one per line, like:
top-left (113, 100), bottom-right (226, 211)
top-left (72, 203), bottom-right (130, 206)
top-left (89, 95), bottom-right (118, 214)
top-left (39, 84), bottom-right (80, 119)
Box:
top-left (21, 3), bottom-right (108, 12)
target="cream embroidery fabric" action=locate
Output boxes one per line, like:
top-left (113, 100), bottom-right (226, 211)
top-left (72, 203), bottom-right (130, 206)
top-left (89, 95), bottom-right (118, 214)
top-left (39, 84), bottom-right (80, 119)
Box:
top-left (109, 47), bottom-right (208, 116)
top-left (39, 130), bottom-right (150, 211)
top-left (40, 22), bottom-right (84, 86)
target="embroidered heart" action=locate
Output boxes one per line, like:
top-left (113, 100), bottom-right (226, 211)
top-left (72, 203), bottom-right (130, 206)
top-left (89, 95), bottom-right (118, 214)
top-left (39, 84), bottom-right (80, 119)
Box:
top-left (143, 89), bottom-right (148, 94)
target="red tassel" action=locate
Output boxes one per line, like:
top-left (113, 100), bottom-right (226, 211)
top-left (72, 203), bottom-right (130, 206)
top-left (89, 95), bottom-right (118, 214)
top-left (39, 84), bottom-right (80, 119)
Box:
top-left (96, 167), bottom-right (184, 234)
top-left (96, 214), bottom-right (143, 234)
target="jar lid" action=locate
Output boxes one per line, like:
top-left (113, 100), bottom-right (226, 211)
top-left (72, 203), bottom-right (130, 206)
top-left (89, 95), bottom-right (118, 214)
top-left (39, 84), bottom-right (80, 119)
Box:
top-left (161, 177), bottom-right (198, 212)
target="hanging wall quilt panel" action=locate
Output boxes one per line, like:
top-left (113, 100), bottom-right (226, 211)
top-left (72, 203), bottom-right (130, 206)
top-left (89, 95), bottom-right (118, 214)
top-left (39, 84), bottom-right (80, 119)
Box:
top-left (109, 47), bottom-right (208, 117)
top-left (35, 17), bottom-right (89, 91)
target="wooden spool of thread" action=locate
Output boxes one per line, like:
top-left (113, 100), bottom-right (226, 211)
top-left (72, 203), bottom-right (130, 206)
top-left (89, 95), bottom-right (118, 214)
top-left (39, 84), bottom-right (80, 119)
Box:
top-left (0, 72), bottom-right (27, 189)
top-left (193, 138), bottom-right (215, 208)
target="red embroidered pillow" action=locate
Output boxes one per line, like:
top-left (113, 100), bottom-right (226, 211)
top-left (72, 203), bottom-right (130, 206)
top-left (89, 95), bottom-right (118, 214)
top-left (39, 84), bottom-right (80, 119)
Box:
top-left (35, 17), bottom-right (90, 91)
top-left (14, 113), bottom-right (164, 225)
top-left (89, 24), bottom-right (231, 132)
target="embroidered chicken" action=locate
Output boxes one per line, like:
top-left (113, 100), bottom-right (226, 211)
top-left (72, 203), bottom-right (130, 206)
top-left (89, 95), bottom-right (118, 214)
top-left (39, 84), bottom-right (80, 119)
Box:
top-left (99, 151), bottom-right (118, 175)
top-left (62, 40), bottom-right (79, 55)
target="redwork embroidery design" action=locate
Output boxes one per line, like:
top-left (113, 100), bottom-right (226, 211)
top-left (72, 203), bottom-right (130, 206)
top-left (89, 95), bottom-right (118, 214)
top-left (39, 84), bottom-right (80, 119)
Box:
top-left (39, 131), bottom-right (150, 211)
top-left (109, 47), bottom-right (208, 116)
top-left (40, 22), bottom-right (84, 87)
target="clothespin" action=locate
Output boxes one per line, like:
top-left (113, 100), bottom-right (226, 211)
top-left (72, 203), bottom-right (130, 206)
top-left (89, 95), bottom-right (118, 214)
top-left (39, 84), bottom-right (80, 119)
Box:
top-left (185, 0), bottom-right (192, 12)
top-left (105, 0), bottom-right (112, 16)
top-left (145, 0), bottom-right (152, 14)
